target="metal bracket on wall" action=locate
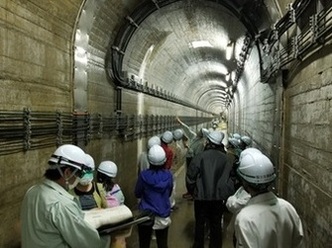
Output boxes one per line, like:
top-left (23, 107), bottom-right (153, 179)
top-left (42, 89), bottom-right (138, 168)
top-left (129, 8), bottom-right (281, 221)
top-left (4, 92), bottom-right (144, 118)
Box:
top-left (260, 0), bottom-right (332, 83)
top-left (72, 112), bottom-right (90, 146)
top-left (23, 108), bottom-right (32, 151)
top-left (56, 111), bottom-right (63, 146)
top-left (0, 109), bottom-right (213, 155)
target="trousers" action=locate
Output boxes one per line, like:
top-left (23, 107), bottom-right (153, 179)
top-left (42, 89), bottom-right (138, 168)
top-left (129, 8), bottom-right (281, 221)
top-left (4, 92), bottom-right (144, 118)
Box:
top-left (138, 223), bottom-right (169, 248)
top-left (192, 200), bottom-right (225, 248)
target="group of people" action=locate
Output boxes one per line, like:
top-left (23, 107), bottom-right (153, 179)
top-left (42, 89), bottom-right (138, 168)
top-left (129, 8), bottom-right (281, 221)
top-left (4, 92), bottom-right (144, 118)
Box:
top-left (184, 129), bottom-right (304, 248)
top-left (19, 120), bottom-right (304, 248)
top-left (135, 125), bottom-right (189, 248)
top-left (20, 124), bottom-right (186, 248)
top-left (226, 144), bottom-right (304, 248)
top-left (20, 144), bottom-right (125, 248)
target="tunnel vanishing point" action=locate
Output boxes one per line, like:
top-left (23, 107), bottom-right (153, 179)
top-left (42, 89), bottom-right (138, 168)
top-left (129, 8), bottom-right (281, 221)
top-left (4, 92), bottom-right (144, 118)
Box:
top-left (0, 0), bottom-right (331, 247)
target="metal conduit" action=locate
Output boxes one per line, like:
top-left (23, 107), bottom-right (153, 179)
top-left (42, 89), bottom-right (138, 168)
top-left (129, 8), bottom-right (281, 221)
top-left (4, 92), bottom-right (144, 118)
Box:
top-left (260, 0), bottom-right (332, 83)
top-left (0, 109), bottom-right (212, 155)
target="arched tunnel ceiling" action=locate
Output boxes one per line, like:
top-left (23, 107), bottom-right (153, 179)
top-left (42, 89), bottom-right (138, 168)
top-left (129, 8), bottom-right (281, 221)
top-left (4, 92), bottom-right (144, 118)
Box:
top-left (109, 0), bottom-right (279, 114)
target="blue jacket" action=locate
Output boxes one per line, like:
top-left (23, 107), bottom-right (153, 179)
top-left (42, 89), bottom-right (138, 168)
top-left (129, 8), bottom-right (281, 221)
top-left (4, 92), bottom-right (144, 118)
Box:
top-left (135, 168), bottom-right (173, 217)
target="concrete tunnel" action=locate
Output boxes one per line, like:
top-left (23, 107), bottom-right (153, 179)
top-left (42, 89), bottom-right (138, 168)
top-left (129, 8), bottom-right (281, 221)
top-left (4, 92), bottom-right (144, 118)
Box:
top-left (0, 0), bottom-right (331, 247)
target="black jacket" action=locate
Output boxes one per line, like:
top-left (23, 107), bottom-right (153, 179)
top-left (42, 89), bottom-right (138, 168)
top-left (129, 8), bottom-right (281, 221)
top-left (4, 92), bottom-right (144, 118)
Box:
top-left (186, 147), bottom-right (235, 201)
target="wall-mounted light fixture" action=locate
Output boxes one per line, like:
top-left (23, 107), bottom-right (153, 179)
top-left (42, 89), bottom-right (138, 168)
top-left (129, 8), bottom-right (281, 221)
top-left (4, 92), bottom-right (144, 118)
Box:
top-left (190, 40), bottom-right (213, 48)
top-left (225, 73), bottom-right (230, 81)
top-left (226, 41), bottom-right (233, 60)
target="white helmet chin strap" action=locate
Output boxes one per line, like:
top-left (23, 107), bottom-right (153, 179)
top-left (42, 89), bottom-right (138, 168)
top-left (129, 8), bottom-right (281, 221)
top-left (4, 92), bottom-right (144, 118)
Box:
top-left (55, 163), bottom-right (79, 189)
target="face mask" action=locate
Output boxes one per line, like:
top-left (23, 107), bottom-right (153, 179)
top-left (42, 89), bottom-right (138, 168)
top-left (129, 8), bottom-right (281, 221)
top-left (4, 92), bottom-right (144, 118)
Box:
top-left (79, 172), bottom-right (94, 186)
top-left (67, 176), bottom-right (80, 190)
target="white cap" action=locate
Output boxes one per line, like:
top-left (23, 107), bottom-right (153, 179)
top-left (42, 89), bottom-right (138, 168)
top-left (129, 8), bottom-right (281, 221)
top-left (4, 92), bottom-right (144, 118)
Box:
top-left (207, 131), bottom-right (224, 145)
top-left (148, 136), bottom-right (161, 149)
top-left (97, 161), bottom-right (118, 178)
top-left (173, 129), bottom-right (184, 141)
top-left (48, 144), bottom-right (87, 170)
top-left (233, 133), bottom-right (241, 140)
top-left (85, 154), bottom-right (95, 170)
top-left (228, 138), bottom-right (240, 147)
top-left (241, 136), bottom-right (252, 146)
top-left (201, 128), bottom-right (209, 138)
top-left (237, 152), bottom-right (276, 184)
top-left (239, 147), bottom-right (262, 162)
top-left (148, 145), bottom-right (166, 166)
top-left (161, 131), bottom-right (173, 144)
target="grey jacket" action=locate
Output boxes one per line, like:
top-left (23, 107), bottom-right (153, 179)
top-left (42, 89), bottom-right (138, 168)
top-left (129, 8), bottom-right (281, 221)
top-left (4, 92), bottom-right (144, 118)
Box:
top-left (186, 147), bottom-right (235, 201)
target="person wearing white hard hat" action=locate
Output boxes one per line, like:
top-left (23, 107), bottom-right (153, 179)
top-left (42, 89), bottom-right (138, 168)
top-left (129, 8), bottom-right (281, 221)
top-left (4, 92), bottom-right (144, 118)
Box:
top-left (160, 131), bottom-right (176, 212)
top-left (69, 154), bottom-right (108, 210)
top-left (138, 135), bottom-right (161, 175)
top-left (232, 133), bottom-right (241, 140)
top-left (227, 137), bottom-right (242, 192)
top-left (227, 138), bottom-right (240, 164)
top-left (231, 133), bottom-right (243, 157)
top-left (136, 135), bottom-right (163, 241)
top-left (21, 144), bottom-right (111, 248)
top-left (207, 130), bottom-right (227, 153)
top-left (238, 135), bottom-right (252, 151)
top-left (169, 128), bottom-right (185, 171)
top-left (234, 152), bottom-right (304, 248)
top-left (226, 148), bottom-right (262, 247)
top-left (97, 160), bottom-right (125, 208)
top-left (168, 129), bottom-right (185, 210)
top-left (135, 144), bottom-right (173, 248)
top-left (186, 131), bottom-right (235, 248)
top-left (176, 117), bottom-right (207, 200)
top-left (160, 130), bottom-right (174, 171)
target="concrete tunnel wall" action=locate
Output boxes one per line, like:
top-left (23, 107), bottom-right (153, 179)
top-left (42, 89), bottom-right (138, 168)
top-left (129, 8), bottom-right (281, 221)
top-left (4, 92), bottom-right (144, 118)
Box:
top-left (0, 0), bottom-right (331, 247)
top-left (227, 38), bottom-right (332, 247)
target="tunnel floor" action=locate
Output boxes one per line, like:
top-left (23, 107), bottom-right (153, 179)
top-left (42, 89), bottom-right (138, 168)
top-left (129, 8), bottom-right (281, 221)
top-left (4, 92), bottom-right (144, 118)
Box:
top-left (125, 150), bottom-right (234, 248)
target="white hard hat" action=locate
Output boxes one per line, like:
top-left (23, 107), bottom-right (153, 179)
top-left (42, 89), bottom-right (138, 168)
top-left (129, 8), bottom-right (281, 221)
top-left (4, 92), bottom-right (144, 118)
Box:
top-left (233, 133), bottom-right (241, 140)
top-left (237, 152), bottom-right (276, 184)
top-left (48, 144), bottom-right (87, 170)
top-left (228, 138), bottom-right (240, 147)
top-left (148, 145), bottom-right (166, 166)
top-left (239, 148), bottom-right (262, 163)
top-left (97, 161), bottom-right (118, 178)
top-left (207, 131), bottom-right (224, 145)
top-left (173, 129), bottom-right (183, 141)
top-left (241, 136), bottom-right (252, 146)
top-left (201, 128), bottom-right (209, 138)
top-left (161, 131), bottom-right (173, 144)
top-left (148, 136), bottom-right (161, 149)
top-left (85, 154), bottom-right (95, 170)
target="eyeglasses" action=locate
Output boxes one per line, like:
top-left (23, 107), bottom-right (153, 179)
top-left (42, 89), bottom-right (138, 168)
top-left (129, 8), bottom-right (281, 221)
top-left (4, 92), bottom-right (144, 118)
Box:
top-left (76, 167), bottom-right (94, 178)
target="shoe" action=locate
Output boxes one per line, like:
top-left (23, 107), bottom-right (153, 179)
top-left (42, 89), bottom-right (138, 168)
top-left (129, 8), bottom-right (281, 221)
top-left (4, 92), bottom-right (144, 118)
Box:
top-left (182, 192), bottom-right (193, 200)
top-left (171, 205), bottom-right (179, 211)
top-left (182, 192), bottom-right (192, 199)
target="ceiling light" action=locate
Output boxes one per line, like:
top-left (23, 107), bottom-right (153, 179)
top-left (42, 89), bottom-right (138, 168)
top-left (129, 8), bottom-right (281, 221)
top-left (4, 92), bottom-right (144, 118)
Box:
top-left (191, 40), bottom-right (213, 48)
top-left (225, 73), bottom-right (230, 81)
top-left (226, 41), bottom-right (233, 60)
top-left (220, 81), bottom-right (227, 88)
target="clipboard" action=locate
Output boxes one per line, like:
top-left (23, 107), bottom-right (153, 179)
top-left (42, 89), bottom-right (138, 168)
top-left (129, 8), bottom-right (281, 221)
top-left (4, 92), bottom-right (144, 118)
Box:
top-left (98, 216), bottom-right (151, 235)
